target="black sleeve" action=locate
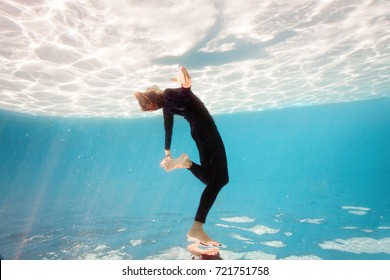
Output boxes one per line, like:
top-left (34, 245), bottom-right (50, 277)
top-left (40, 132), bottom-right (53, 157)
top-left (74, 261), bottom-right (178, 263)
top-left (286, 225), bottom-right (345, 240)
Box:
top-left (163, 107), bottom-right (174, 150)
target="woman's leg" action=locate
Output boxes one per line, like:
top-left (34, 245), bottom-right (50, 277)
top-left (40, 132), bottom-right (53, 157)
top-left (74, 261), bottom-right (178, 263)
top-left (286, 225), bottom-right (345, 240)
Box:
top-left (188, 162), bottom-right (210, 185)
top-left (187, 170), bottom-right (228, 245)
top-left (187, 133), bottom-right (228, 245)
top-left (188, 149), bottom-right (229, 245)
top-left (194, 169), bottom-right (229, 224)
top-left (187, 136), bottom-right (212, 184)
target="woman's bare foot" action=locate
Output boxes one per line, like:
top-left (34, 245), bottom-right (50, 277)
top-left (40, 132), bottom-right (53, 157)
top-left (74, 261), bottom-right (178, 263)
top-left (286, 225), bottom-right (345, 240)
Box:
top-left (162, 154), bottom-right (192, 172)
top-left (187, 243), bottom-right (220, 256)
top-left (187, 221), bottom-right (221, 247)
top-left (177, 154), bottom-right (192, 168)
top-left (171, 66), bottom-right (191, 88)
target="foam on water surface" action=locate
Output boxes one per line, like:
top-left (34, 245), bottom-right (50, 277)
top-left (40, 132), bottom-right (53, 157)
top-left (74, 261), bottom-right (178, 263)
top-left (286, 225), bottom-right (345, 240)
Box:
top-left (220, 216), bottom-right (256, 223)
top-left (0, 0), bottom-right (389, 117)
top-left (319, 238), bottom-right (390, 254)
top-left (342, 206), bottom-right (371, 216)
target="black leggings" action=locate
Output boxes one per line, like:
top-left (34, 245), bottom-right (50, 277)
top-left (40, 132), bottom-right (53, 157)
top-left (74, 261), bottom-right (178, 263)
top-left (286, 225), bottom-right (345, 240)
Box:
top-left (188, 133), bottom-right (229, 224)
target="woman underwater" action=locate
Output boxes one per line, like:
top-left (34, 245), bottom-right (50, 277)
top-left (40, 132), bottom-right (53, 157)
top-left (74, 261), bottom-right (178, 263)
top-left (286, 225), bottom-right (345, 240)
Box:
top-left (135, 66), bottom-right (229, 246)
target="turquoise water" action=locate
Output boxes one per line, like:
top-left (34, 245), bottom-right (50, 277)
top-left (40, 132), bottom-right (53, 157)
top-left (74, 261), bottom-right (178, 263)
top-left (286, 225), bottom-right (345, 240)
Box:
top-left (1, 97), bottom-right (390, 260)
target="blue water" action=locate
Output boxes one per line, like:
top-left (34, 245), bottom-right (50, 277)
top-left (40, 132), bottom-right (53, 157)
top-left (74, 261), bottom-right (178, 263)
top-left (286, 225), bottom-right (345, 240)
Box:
top-left (1, 98), bottom-right (390, 260)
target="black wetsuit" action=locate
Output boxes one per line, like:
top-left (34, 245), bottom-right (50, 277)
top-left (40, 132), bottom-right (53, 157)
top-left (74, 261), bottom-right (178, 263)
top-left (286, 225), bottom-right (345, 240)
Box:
top-left (163, 87), bottom-right (229, 224)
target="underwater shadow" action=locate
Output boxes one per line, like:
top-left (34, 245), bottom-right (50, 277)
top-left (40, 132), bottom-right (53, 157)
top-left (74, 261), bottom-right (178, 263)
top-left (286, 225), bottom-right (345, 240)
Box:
top-left (187, 243), bottom-right (223, 260)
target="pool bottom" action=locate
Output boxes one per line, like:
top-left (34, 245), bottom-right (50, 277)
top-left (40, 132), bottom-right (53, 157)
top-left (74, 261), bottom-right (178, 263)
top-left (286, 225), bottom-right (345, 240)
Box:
top-left (1, 173), bottom-right (389, 260)
top-left (0, 98), bottom-right (389, 260)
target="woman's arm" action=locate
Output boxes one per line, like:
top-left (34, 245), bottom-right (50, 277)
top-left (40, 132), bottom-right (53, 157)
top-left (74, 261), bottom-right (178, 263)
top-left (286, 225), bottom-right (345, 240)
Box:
top-left (163, 107), bottom-right (174, 151)
top-left (161, 66), bottom-right (190, 166)
top-left (160, 108), bottom-right (173, 168)
top-left (160, 107), bottom-right (173, 164)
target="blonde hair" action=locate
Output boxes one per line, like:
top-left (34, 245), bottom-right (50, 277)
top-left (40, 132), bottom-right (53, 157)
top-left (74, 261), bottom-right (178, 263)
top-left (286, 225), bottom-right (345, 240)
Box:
top-left (134, 85), bottom-right (164, 111)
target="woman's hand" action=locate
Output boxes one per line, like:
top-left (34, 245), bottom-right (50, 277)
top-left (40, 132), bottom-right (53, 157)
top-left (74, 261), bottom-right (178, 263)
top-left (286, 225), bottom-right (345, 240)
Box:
top-left (160, 150), bottom-right (172, 168)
